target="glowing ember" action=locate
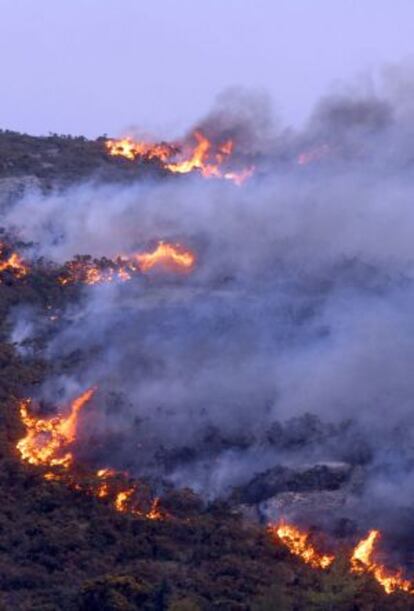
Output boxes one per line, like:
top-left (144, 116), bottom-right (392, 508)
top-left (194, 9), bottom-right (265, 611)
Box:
top-left (113, 485), bottom-right (166, 520)
top-left (351, 530), bottom-right (413, 595)
top-left (58, 258), bottom-right (137, 286)
top-left (106, 130), bottom-right (253, 185)
top-left (0, 243), bottom-right (28, 279)
top-left (16, 388), bottom-right (96, 469)
top-left (58, 241), bottom-right (195, 286)
top-left (268, 521), bottom-right (334, 570)
top-left (16, 390), bottom-right (166, 521)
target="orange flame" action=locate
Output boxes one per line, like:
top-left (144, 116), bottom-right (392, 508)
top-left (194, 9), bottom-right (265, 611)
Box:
top-left (16, 388), bottom-right (96, 469)
top-left (135, 240), bottom-right (195, 273)
top-left (268, 521), bottom-right (334, 570)
top-left (16, 390), bottom-right (167, 521)
top-left (351, 530), bottom-right (413, 595)
top-left (106, 138), bottom-right (175, 162)
top-left (106, 130), bottom-right (253, 185)
top-left (113, 484), bottom-right (166, 520)
top-left (58, 241), bottom-right (195, 286)
top-left (0, 243), bottom-right (28, 279)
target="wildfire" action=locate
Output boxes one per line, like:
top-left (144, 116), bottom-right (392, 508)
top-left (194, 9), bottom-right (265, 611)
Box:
top-left (268, 521), bottom-right (334, 570)
top-left (351, 530), bottom-right (413, 595)
top-left (106, 138), bottom-right (175, 162)
top-left (16, 391), bottom-right (167, 521)
top-left (58, 241), bottom-right (195, 286)
top-left (58, 257), bottom-right (139, 286)
top-left (16, 388), bottom-right (96, 469)
top-left (269, 520), bottom-right (414, 597)
top-left (114, 487), bottom-right (135, 512)
top-left (106, 130), bottom-right (254, 185)
top-left (135, 240), bottom-right (195, 273)
top-left (0, 243), bottom-right (28, 279)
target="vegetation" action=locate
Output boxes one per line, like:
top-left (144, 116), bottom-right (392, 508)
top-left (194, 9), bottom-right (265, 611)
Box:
top-left (0, 134), bottom-right (413, 609)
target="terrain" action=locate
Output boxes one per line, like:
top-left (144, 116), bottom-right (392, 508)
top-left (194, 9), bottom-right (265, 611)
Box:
top-left (1, 128), bottom-right (413, 610)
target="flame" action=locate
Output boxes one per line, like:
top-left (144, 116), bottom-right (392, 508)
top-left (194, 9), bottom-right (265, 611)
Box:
top-left (113, 485), bottom-right (166, 520)
top-left (135, 241), bottom-right (195, 273)
top-left (269, 520), bottom-right (413, 596)
top-left (0, 243), bottom-right (28, 279)
top-left (114, 487), bottom-right (136, 512)
top-left (58, 259), bottom-right (133, 286)
top-left (58, 241), bottom-right (195, 286)
top-left (351, 530), bottom-right (413, 595)
top-left (268, 521), bottom-right (334, 570)
top-left (16, 389), bottom-right (167, 521)
top-left (106, 130), bottom-right (253, 185)
top-left (146, 497), bottom-right (164, 521)
top-left (16, 388), bottom-right (96, 469)
top-left (106, 138), bottom-right (175, 162)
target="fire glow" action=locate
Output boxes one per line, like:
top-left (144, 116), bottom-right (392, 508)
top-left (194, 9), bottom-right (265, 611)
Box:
top-left (58, 240), bottom-right (196, 286)
top-left (16, 389), bottom-right (166, 521)
top-left (351, 530), bottom-right (413, 595)
top-left (16, 388), bottom-right (96, 469)
top-left (106, 130), bottom-right (254, 185)
top-left (0, 242), bottom-right (28, 280)
top-left (269, 520), bottom-right (414, 596)
top-left (268, 521), bottom-right (334, 570)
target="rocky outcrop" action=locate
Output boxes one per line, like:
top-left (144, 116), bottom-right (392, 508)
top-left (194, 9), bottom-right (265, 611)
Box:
top-left (231, 461), bottom-right (353, 505)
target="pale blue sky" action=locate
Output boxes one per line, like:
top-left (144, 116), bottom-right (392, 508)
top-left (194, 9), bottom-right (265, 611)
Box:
top-left (1, 0), bottom-right (413, 137)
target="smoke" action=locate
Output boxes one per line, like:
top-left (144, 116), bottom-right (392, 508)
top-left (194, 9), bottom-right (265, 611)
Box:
top-left (6, 75), bottom-right (414, 544)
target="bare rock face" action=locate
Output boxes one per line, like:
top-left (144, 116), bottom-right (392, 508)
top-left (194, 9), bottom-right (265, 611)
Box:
top-left (231, 461), bottom-right (353, 505)
top-left (259, 489), bottom-right (355, 520)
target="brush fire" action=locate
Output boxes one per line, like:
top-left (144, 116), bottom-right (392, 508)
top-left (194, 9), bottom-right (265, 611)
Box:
top-left (16, 389), bottom-right (167, 520)
top-left (58, 241), bottom-right (195, 285)
top-left (269, 521), bottom-right (414, 596)
top-left (106, 130), bottom-right (254, 185)
top-left (4, 81), bottom-right (414, 608)
top-left (0, 242), bottom-right (28, 280)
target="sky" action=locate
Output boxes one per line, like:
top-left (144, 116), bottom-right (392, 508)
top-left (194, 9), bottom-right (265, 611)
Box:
top-left (1, 0), bottom-right (413, 138)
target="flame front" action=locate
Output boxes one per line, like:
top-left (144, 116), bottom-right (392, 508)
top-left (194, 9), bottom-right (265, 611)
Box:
top-left (269, 521), bottom-right (413, 596)
top-left (16, 391), bottom-right (167, 521)
top-left (135, 240), bottom-right (195, 273)
top-left (106, 130), bottom-right (253, 185)
top-left (268, 521), bottom-right (334, 570)
top-left (16, 388), bottom-right (96, 469)
top-left (351, 530), bottom-right (413, 595)
top-left (58, 240), bottom-right (195, 286)
top-left (106, 138), bottom-right (175, 162)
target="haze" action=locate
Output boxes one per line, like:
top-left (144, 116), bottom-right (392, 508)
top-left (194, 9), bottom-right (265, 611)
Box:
top-left (1, 0), bottom-right (413, 137)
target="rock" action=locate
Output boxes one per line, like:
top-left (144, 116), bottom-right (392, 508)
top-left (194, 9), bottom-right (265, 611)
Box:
top-left (231, 461), bottom-right (353, 505)
top-left (258, 489), bottom-right (355, 521)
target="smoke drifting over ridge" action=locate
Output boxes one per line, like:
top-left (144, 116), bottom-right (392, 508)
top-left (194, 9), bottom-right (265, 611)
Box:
top-left (6, 75), bottom-right (414, 548)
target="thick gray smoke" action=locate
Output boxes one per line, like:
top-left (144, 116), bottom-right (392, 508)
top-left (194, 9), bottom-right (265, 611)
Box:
top-left (6, 76), bottom-right (414, 546)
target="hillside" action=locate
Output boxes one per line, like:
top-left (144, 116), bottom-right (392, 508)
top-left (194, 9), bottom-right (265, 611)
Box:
top-left (0, 131), bottom-right (413, 611)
